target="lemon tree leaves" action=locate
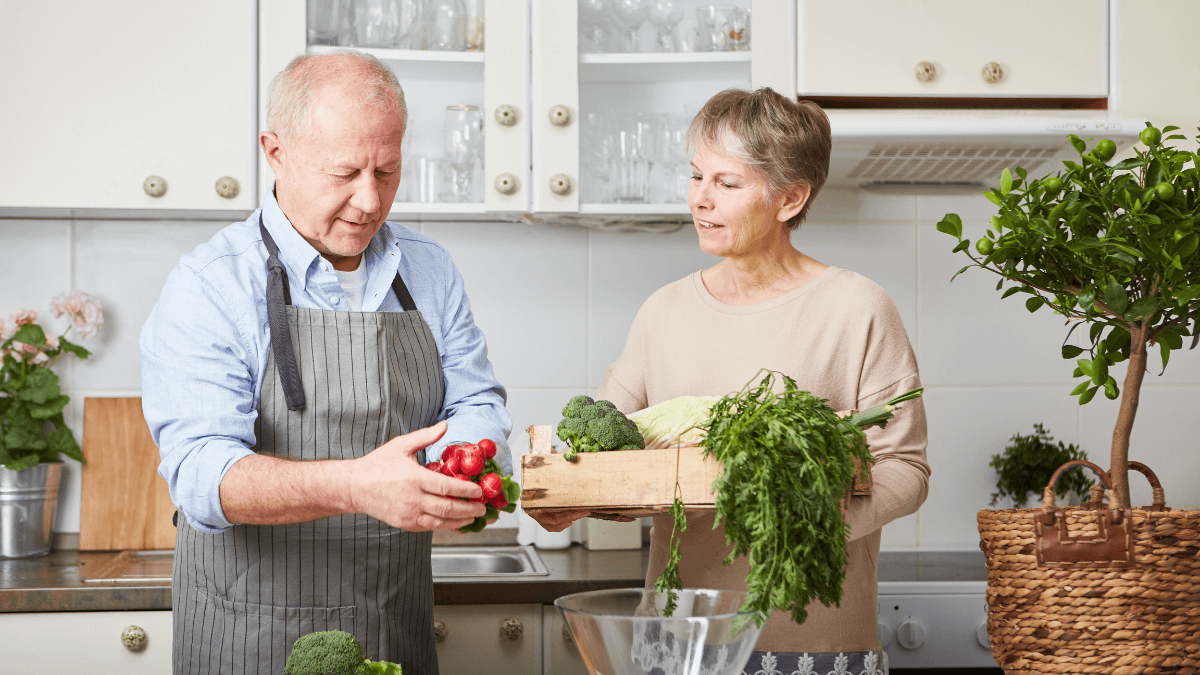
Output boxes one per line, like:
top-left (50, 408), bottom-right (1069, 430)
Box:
top-left (938, 125), bottom-right (1200, 405)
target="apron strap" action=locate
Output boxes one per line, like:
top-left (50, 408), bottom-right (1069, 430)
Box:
top-left (260, 218), bottom-right (307, 411)
top-left (259, 214), bottom-right (420, 411)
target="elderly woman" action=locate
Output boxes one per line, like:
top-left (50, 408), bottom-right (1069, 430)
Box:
top-left (541, 88), bottom-right (930, 674)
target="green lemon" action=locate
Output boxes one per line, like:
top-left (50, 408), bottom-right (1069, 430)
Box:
top-left (1155, 182), bottom-right (1176, 201)
top-left (1092, 139), bottom-right (1117, 162)
top-left (1043, 176), bottom-right (1064, 196)
top-left (975, 238), bottom-right (994, 255)
top-left (1140, 126), bottom-right (1161, 146)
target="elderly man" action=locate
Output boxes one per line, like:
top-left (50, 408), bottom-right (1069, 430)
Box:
top-left (140, 51), bottom-right (510, 675)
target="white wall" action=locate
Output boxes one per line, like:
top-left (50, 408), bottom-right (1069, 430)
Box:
top-left (4, 185), bottom-right (1198, 550)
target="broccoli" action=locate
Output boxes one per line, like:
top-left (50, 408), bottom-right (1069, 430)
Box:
top-left (556, 395), bottom-right (644, 461)
top-left (283, 630), bottom-right (401, 675)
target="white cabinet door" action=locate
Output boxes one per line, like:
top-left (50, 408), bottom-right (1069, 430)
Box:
top-left (798, 0), bottom-right (1108, 98)
top-left (433, 604), bottom-right (543, 675)
top-left (0, 610), bottom-right (172, 673)
top-left (0, 1), bottom-right (257, 212)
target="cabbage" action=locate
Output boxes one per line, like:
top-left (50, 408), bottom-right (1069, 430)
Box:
top-left (627, 396), bottom-right (719, 449)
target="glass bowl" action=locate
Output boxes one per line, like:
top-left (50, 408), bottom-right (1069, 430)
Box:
top-left (555, 588), bottom-right (765, 675)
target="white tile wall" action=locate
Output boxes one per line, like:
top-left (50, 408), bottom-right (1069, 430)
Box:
top-left (4, 188), bottom-right (1198, 547)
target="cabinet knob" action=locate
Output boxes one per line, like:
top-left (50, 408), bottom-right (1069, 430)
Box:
top-left (494, 173), bottom-right (520, 195)
top-left (433, 620), bottom-right (448, 644)
top-left (143, 176), bottom-right (168, 198)
top-left (981, 61), bottom-right (1004, 84)
top-left (495, 104), bottom-right (520, 126)
top-left (121, 624), bottom-right (148, 652)
top-left (914, 61), bottom-right (937, 83)
top-left (548, 104), bottom-right (573, 127)
top-left (215, 176), bottom-right (240, 199)
top-left (548, 173), bottom-right (573, 196)
top-left (500, 617), bottom-right (523, 642)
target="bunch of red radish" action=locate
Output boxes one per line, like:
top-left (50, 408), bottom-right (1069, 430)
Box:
top-left (425, 438), bottom-right (509, 510)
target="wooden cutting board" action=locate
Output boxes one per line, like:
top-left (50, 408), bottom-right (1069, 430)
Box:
top-left (80, 397), bottom-right (176, 551)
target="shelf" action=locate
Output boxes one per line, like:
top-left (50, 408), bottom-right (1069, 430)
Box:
top-left (579, 203), bottom-right (690, 215)
top-left (579, 51), bottom-right (750, 84)
top-left (308, 45), bottom-right (483, 82)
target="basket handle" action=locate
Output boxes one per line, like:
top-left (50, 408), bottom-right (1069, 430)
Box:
top-left (1041, 459), bottom-right (1112, 517)
top-left (1128, 461), bottom-right (1168, 511)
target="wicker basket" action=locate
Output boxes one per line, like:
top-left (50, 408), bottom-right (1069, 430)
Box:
top-left (978, 460), bottom-right (1200, 675)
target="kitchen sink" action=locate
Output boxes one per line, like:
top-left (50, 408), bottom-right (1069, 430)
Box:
top-left (80, 545), bottom-right (548, 582)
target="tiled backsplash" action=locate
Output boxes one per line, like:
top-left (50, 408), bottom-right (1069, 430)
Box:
top-left (4, 187), bottom-right (1197, 550)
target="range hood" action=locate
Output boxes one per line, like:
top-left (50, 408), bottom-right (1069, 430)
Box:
top-left (825, 109), bottom-right (1148, 189)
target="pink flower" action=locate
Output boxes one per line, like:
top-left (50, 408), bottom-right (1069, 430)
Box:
top-left (10, 309), bottom-right (37, 326)
top-left (9, 341), bottom-right (38, 363)
top-left (44, 334), bottom-right (59, 350)
top-left (50, 290), bottom-right (103, 339)
top-left (30, 350), bottom-right (49, 365)
top-left (0, 319), bottom-right (15, 342)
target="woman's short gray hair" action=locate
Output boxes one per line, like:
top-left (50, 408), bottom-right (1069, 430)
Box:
top-left (687, 88), bottom-right (832, 230)
top-left (267, 49), bottom-right (407, 146)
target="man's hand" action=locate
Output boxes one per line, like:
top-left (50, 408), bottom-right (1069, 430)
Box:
top-left (349, 421), bottom-right (486, 531)
top-left (526, 509), bottom-right (589, 533)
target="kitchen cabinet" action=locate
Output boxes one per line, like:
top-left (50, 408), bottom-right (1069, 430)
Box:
top-left (433, 603), bottom-right (543, 675)
top-left (0, 1), bottom-right (257, 213)
top-left (797, 0), bottom-right (1108, 99)
top-left (0, 610), bottom-right (172, 673)
top-left (542, 603), bottom-right (591, 675)
top-left (260, 0), bottom-right (787, 218)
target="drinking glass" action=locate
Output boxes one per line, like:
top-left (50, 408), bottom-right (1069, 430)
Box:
top-left (581, 111), bottom-right (612, 202)
top-left (647, 0), bottom-right (684, 52)
top-left (424, 0), bottom-right (465, 51)
top-left (307, 0), bottom-right (345, 45)
top-left (408, 154), bottom-right (449, 203)
top-left (609, 114), bottom-right (654, 203)
top-left (463, 0), bottom-right (484, 51)
top-left (696, 4), bottom-right (744, 52)
top-left (672, 14), bottom-right (702, 52)
top-left (443, 105), bottom-right (484, 202)
top-left (350, 0), bottom-right (401, 48)
top-left (579, 0), bottom-right (613, 53)
top-left (612, 0), bottom-right (649, 52)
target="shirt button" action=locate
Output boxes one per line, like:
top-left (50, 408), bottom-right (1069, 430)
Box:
top-left (333, 297), bottom-right (341, 305)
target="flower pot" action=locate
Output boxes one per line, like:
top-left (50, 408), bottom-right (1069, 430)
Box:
top-left (0, 461), bottom-right (63, 558)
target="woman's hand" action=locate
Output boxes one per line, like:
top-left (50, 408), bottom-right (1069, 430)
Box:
top-left (527, 509), bottom-right (589, 532)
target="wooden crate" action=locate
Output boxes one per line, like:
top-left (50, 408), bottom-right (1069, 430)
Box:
top-left (519, 426), bottom-right (872, 519)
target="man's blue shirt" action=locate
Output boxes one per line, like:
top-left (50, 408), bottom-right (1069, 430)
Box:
top-left (140, 190), bottom-right (511, 532)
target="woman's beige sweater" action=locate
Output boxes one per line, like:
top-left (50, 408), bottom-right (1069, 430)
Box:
top-left (596, 266), bottom-right (930, 653)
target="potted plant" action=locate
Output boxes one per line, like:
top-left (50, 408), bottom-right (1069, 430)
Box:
top-left (938, 125), bottom-right (1200, 673)
top-left (987, 423), bottom-right (1092, 508)
top-left (0, 291), bottom-right (103, 558)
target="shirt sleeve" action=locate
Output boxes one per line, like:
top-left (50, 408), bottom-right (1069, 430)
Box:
top-left (429, 250), bottom-right (514, 475)
top-left (140, 264), bottom-right (259, 533)
top-left (596, 301), bottom-right (651, 416)
top-left (843, 292), bottom-right (931, 542)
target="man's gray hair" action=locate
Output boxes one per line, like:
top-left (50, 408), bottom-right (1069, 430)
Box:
top-left (687, 87), bottom-right (832, 230)
top-left (266, 49), bottom-right (408, 146)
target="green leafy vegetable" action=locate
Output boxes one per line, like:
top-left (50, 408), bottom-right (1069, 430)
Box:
top-left (627, 396), bottom-right (718, 449)
top-left (556, 395), bottom-right (644, 461)
top-left (655, 370), bottom-right (922, 628)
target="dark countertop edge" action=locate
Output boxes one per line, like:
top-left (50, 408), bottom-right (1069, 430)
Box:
top-left (1, 546), bottom-right (651, 613)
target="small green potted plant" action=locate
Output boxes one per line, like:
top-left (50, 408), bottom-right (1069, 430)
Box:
top-left (938, 125), bottom-right (1200, 673)
top-left (0, 291), bottom-right (103, 558)
top-left (988, 423), bottom-right (1092, 508)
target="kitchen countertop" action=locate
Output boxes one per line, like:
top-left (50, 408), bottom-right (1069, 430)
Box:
top-left (0, 547), bottom-right (985, 614)
top-left (0, 545), bottom-right (652, 613)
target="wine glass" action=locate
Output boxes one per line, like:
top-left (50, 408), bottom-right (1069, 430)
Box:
top-left (648, 0), bottom-right (684, 52)
top-left (443, 105), bottom-right (484, 202)
top-left (579, 0), bottom-right (613, 53)
top-left (425, 0), bottom-right (466, 51)
top-left (612, 0), bottom-right (650, 52)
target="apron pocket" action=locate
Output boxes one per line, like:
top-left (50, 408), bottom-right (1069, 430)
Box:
top-left (178, 586), bottom-right (357, 675)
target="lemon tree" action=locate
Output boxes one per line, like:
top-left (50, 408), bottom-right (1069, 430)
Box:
top-left (938, 125), bottom-right (1200, 509)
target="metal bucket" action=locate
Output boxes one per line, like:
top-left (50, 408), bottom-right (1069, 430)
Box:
top-left (0, 462), bottom-right (63, 558)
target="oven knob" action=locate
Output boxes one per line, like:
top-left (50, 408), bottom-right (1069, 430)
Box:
top-left (896, 619), bottom-right (926, 649)
top-left (877, 621), bottom-right (892, 649)
top-left (976, 621), bottom-right (990, 649)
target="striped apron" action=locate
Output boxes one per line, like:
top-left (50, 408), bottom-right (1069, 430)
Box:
top-left (171, 220), bottom-right (445, 675)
